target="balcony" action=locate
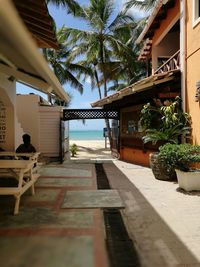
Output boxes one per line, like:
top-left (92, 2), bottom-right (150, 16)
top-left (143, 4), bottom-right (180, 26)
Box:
top-left (154, 50), bottom-right (180, 74)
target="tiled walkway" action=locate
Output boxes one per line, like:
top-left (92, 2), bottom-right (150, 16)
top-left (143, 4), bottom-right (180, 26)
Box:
top-left (0, 163), bottom-right (110, 267)
top-left (1, 159), bottom-right (200, 267)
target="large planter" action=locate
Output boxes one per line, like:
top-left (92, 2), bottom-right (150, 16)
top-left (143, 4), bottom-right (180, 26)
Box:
top-left (149, 152), bottom-right (177, 181)
top-left (175, 169), bottom-right (200, 191)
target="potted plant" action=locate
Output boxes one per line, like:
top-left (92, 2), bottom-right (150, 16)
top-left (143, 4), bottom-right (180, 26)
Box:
top-left (159, 143), bottom-right (200, 191)
top-left (140, 97), bottom-right (191, 180)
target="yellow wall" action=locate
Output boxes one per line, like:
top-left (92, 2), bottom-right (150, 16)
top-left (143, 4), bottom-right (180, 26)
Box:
top-left (186, 1), bottom-right (200, 145)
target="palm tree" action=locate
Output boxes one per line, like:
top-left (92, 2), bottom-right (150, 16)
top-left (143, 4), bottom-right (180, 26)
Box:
top-left (60, 0), bottom-right (141, 145)
top-left (97, 20), bottom-right (146, 91)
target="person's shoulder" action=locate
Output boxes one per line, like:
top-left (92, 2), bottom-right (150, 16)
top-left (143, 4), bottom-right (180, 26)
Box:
top-left (30, 145), bottom-right (36, 152)
top-left (16, 144), bottom-right (24, 152)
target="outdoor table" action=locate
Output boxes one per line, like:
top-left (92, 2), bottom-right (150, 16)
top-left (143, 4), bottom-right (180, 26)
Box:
top-left (0, 159), bottom-right (40, 215)
top-left (0, 152), bottom-right (40, 173)
top-left (0, 152), bottom-right (40, 160)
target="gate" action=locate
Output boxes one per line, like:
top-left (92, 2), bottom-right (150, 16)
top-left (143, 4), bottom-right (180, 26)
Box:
top-left (62, 109), bottom-right (120, 159)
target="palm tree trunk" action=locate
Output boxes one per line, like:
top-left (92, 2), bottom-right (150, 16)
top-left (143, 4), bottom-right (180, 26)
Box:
top-left (99, 40), bottom-right (112, 148)
top-left (94, 66), bottom-right (102, 99)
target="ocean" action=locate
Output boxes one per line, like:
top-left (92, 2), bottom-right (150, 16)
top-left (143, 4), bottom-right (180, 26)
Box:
top-left (69, 130), bottom-right (104, 140)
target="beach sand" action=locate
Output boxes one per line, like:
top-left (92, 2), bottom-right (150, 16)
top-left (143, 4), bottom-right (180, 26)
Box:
top-left (69, 139), bottom-right (113, 160)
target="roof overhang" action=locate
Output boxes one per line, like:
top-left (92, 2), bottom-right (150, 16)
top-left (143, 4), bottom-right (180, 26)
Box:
top-left (136, 0), bottom-right (170, 44)
top-left (13, 0), bottom-right (59, 49)
top-left (91, 70), bottom-right (180, 107)
top-left (0, 0), bottom-right (69, 102)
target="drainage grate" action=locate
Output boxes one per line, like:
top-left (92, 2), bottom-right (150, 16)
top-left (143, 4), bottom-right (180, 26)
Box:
top-left (95, 163), bottom-right (140, 267)
top-left (104, 209), bottom-right (130, 241)
top-left (104, 209), bottom-right (140, 267)
top-left (95, 163), bottom-right (111, 189)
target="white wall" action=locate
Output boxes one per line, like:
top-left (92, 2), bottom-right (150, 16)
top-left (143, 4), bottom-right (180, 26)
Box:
top-left (16, 94), bottom-right (64, 157)
top-left (16, 94), bottom-right (40, 150)
top-left (39, 105), bottom-right (62, 157)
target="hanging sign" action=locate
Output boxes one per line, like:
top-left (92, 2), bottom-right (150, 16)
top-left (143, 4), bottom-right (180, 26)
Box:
top-left (0, 100), bottom-right (6, 144)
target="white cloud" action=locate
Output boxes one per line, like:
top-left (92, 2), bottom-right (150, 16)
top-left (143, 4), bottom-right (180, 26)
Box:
top-left (85, 76), bottom-right (92, 85)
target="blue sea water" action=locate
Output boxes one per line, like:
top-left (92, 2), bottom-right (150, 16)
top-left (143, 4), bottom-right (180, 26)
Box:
top-left (69, 130), bottom-right (104, 140)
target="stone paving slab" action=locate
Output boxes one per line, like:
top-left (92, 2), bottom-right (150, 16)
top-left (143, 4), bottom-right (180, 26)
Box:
top-left (0, 207), bottom-right (94, 228)
top-left (39, 167), bottom-right (92, 177)
top-left (62, 190), bottom-right (124, 209)
top-left (0, 236), bottom-right (94, 267)
top-left (36, 177), bottom-right (92, 187)
top-left (59, 163), bottom-right (94, 170)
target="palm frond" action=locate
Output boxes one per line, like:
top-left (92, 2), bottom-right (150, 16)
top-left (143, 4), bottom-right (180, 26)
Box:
top-left (124, 0), bottom-right (158, 12)
top-left (46, 0), bottom-right (83, 16)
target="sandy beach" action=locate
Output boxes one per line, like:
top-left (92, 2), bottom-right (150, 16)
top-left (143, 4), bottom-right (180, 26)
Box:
top-left (69, 139), bottom-right (112, 160)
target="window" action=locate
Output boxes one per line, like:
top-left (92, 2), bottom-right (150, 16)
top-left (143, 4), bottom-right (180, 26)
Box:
top-left (193, 0), bottom-right (200, 27)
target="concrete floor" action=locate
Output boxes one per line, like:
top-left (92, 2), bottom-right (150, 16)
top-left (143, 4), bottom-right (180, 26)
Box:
top-left (106, 161), bottom-right (200, 267)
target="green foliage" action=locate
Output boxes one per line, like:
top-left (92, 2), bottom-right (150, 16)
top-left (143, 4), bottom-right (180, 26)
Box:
top-left (140, 97), bottom-right (191, 145)
top-left (61, 0), bottom-right (145, 98)
top-left (124, 0), bottom-right (157, 12)
top-left (43, 26), bottom-right (92, 95)
top-left (70, 143), bottom-right (78, 157)
top-left (159, 144), bottom-right (200, 171)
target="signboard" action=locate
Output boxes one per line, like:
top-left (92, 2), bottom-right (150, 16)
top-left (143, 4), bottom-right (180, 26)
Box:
top-left (103, 127), bottom-right (108, 137)
top-left (0, 101), bottom-right (6, 144)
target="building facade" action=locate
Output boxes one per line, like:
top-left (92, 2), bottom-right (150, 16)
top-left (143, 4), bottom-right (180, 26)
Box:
top-left (92, 0), bottom-right (199, 166)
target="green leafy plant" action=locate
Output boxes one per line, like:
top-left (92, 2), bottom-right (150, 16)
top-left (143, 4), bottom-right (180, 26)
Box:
top-left (140, 97), bottom-right (191, 145)
top-left (70, 143), bottom-right (78, 157)
top-left (159, 143), bottom-right (200, 171)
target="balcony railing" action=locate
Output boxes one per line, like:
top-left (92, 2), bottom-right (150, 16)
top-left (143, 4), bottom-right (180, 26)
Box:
top-left (154, 50), bottom-right (180, 74)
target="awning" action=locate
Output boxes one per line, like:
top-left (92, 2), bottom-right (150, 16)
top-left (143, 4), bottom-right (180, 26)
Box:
top-left (91, 70), bottom-right (180, 107)
top-left (0, 0), bottom-right (69, 102)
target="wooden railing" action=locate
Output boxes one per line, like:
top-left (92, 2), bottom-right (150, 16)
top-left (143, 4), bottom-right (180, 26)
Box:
top-left (154, 50), bottom-right (180, 74)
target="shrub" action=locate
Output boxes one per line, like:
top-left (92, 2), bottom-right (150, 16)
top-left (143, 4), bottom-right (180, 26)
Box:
top-left (70, 143), bottom-right (78, 157)
top-left (159, 143), bottom-right (200, 171)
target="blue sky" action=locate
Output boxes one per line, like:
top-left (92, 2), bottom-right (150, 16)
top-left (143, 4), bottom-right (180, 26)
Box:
top-left (16, 0), bottom-right (144, 130)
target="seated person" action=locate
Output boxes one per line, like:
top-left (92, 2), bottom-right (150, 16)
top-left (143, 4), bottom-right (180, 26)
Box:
top-left (0, 147), bottom-right (5, 159)
top-left (16, 134), bottom-right (36, 159)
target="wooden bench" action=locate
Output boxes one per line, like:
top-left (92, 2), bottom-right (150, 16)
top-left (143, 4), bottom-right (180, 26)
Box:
top-left (0, 154), bottom-right (40, 215)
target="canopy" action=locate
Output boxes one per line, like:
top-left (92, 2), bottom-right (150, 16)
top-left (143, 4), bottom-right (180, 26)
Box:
top-left (0, 0), bottom-right (69, 101)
